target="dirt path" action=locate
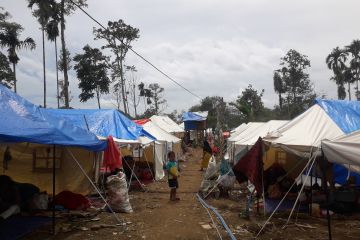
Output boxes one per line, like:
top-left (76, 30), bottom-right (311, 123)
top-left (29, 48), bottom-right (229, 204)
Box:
top-left (29, 147), bottom-right (224, 240)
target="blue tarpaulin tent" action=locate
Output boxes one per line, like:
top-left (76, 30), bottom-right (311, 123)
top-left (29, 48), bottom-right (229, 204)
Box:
top-left (0, 84), bottom-right (106, 151)
top-left (182, 111), bottom-right (207, 131)
top-left (44, 108), bottom-right (155, 142)
top-left (316, 99), bottom-right (360, 185)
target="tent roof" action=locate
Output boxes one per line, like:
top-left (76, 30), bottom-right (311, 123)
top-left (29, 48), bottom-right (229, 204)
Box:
top-left (182, 111), bottom-right (208, 122)
top-left (228, 122), bottom-right (265, 143)
top-left (150, 115), bottom-right (184, 133)
top-left (44, 109), bottom-right (154, 142)
top-left (264, 99), bottom-right (360, 155)
top-left (323, 130), bottom-right (360, 170)
top-left (234, 120), bottom-right (289, 146)
top-left (231, 123), bottom-right (247, 133)
top-left (142, 121), bottom-right (181, 143)
top-left (0, 84), bottom-right (106, 151)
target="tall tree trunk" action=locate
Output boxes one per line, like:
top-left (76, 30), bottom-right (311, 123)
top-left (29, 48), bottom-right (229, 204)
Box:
top-left (357, 73), bottom-right (360, 100)
top-left (60, 0), bottom-right (69, 108)
top-left (55, 38), bottom-right (60, 108)
top-left (42, 28), bottom-right (47, 108)
top-left (116, 58), bottom-right (127, 114)
top-left (119, 59), bottom-right (127, 114)
top-left (133, 84), bottom-right (137, 117)
top-left (348, 82), bottom-right (351, 100)
top-left (96, 89), bottom-right (101, 109)
top-left (278, 93), bottom-right (282, 110)
top-left (12, 62), bottom-right (16, 93)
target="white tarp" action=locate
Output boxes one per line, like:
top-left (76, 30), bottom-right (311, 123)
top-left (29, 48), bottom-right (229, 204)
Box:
top-left (322, 130), bottom-right (360, 174)
top-left (234, 120), bottom-right (289, 147)
top-left (230, 123), bottom-right (247, 133)
top-left (228, 122), bottom-right (265, 143)
top-left (264, 104), bottom-right (344, 157)
top-left (150, 115), bottom-right (184, 133)
top-left (142, 121), bottom-right (181, 180)
top-left (143, 121), bottom-right (181, 143)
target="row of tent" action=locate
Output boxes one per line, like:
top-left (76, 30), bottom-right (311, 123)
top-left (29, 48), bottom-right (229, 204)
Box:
top-left (228, 98), bottom-right (360, 187)
top-left (0, 84), bottom-right (186, 194)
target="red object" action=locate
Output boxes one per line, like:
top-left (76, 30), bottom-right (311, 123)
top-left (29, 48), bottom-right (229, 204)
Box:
top-left (103, 135), bottom-right (122, 172)
top-left (133, 119), bottom-right (150, 125)
top-left (223, 131), bottom-right (230, 138)
top-left (232, 137), bottom-right (263, 194)
top-left (54, 191), bottom-right (90, 210)
top-left (212, 146), bottom-right (220, 154)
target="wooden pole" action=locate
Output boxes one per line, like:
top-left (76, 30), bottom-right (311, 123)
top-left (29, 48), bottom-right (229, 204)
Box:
top-left (52, 145), bottom-right (56, 235)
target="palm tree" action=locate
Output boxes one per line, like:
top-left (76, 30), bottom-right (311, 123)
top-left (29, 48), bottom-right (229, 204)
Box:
top-left (28, 0), bottom-right (54, 108)
top-left (326, 47), bottom-right (348, 99)
top-left (45, 3), bottom-right (60, 108)
top-left (0, 23), bottom-right (36, 93)
top-left (345, 40), bottom-right (360, 100)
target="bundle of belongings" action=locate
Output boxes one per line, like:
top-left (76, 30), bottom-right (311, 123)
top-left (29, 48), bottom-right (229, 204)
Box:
top-left (199, 157), bottom-right (236, 198)
top-left (0, 175), bottom-right (48, 220)
top-left (106, 170), bottom-right (133, 213)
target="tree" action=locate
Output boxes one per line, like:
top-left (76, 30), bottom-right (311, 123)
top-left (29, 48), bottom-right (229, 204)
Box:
top-left (148, 83), bottom-right (166, 115)
top-left (138, 82), bottom-right (152, 112)
top-left (45, 4), bottom-right (60, 108)
top-left (58, 47), bottom-right (72, 106)
top-left (273, 68), bottom-right (286, 109)
top-left (58, 0), bottom-right (88, 108)
top-left (230, 84), bottom-right (265, 122)
top-left (345, 40), bottom-right (360, 100)
top-left (326, 47), bottom-right (348, 100)
top-left (27, 0), bottom-right (56, 108)
top-left (126, 65), bottom-right (140, 117)
top-left (0, 51), bottom-right (14, 88)
top-left (94, 19), bottom-right (139, 115)
top-left (73, 45), bottom-right (110, 109)
top-left (0, 22), bottom-right (36, 93)
top-left (275, 49), bottom-right (315, 118)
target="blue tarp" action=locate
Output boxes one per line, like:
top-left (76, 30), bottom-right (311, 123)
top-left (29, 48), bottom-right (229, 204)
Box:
top-left (182, 112), bottom-right (206, 122)
top-left (44, 109), bottom-right (155, 141)
top-left (0, 84), bottom-right (106, 151)
top-left (315, 99), bottom-right (360, 134)
top-left (315, 99), bottom-right (360, 185)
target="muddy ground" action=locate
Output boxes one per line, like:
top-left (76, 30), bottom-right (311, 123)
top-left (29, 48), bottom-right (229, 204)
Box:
top-left (26, 147), bottom-right (360, 240)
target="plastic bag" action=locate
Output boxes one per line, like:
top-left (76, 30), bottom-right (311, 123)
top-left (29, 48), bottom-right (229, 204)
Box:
top-left (106, 172), bottom-right (133, 213)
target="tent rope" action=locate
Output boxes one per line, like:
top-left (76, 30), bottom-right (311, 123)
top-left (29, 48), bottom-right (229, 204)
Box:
top-left (255, 152), bottom-right (317, 238)
top-left (66, 148), bottom-right (123, 224)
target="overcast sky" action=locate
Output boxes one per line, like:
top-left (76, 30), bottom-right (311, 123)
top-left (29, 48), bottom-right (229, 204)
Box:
top-left (2, 0), bottom-right (360, 115)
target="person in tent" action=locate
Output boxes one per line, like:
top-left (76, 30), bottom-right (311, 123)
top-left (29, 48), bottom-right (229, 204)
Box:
top-left (200, 138), bottom-right (213, 171)
top-left (166, 151), bottom-right (180, 201)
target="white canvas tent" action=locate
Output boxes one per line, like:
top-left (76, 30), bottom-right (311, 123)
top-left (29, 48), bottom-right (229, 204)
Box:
top-left (150, 115), bottom-right (184, 134)
top-left (227, 122), bottom-right (265, 161)
top-left (264, 104), bottom-right (344, 158)
top-left (141, 121), bottom-right (181, 180)
top-left (234, 120), bottom-right (289, 150)
top-left (322, 130), bottom-right (360, 174)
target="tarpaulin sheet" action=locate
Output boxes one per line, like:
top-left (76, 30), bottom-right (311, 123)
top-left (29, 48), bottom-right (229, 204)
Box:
top-left (134, 119), bottom-right (150, 126)
top-left (182, 112), bottom-right (207, 122)
top-left (0, 84), bottom-right (106, 151)
top-left (315, 99), bottom-right (360, 185)
top-left (233, 138), bottom-right (263, 193)
top-left (44, 108), bottom-right (154, 141)
top-left (315, 98), bottom-right (360, 134)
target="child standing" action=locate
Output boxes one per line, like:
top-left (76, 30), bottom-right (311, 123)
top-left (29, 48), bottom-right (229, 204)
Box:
top-left (166, 151), bottom-right (180, 201)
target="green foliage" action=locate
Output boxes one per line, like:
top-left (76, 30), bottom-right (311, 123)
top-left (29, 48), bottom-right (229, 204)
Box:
top-left (93, 19), bottom-right (139, 114)
top-left (231, 84), bottom-right (265, 122)
top-left (0, 51), bottom-right (14, 88)
top-left (148, 83), bottom-right (166, 114)
top-left (274, 49), bottom-right (315, 118)
top-left (58, 47), bottom-right (71, 72)
top-left (73, 44), bottom-right (110, 108)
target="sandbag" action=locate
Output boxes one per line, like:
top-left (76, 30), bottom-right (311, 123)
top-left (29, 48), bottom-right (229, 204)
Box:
top-left (106, 172), bottom-right (133, 213)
